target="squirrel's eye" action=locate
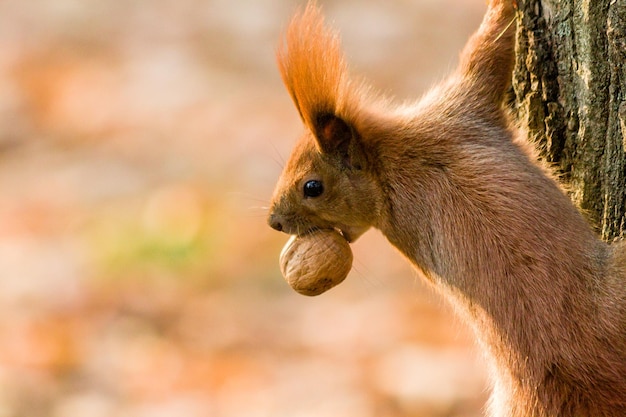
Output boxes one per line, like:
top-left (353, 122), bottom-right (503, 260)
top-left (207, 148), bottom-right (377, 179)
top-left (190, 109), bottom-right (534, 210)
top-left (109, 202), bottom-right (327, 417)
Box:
top-left (303, 180), bottom-right (324, 198)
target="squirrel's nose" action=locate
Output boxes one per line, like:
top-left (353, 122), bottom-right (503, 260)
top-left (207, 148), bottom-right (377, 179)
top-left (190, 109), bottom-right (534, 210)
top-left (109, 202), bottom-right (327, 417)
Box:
top-left (268, 213), bottom-right (284, 232)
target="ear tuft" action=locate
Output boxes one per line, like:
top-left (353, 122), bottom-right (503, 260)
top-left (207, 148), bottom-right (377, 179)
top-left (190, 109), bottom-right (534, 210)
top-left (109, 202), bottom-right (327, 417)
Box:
top-left (277, 1), bottom-right (350, 132)
top-left (277, 1), bottom-right (370, 170)
top-left (315, 113), bottom-right (367, 170)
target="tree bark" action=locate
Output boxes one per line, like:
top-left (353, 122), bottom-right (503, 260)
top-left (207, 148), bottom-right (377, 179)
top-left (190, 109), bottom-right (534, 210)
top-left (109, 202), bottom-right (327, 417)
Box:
top-left (513, 0), bottom-right (626, 241)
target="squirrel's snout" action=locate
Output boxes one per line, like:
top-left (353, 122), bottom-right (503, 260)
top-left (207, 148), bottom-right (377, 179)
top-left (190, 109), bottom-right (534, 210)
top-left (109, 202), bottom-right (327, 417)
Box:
top-left (268, 213), bottom-right (284, 232)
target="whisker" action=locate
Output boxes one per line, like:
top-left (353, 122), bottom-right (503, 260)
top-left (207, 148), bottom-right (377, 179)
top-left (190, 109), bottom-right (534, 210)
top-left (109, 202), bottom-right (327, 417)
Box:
top-left (229, 201), bottom-right (270, 220)
top-left (353, 264), bottom-right (385, 294)
top-left (238, 213), bottom-right (271, 219)
top-left (248, 205), bottom-right (270, 211)
top-left (268, 141), bottom-right (286, 170)
top-left (227, 191), bottom-right (271, 205)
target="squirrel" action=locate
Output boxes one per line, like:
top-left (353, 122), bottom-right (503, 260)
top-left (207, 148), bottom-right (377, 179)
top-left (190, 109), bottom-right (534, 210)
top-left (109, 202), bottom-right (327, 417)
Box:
top-left (267, 1), bottom-right (626, 415)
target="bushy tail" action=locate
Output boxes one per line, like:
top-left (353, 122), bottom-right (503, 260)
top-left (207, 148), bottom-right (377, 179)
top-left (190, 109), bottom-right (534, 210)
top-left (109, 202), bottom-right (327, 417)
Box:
top-left (457, 0), bottom-right (517, 106)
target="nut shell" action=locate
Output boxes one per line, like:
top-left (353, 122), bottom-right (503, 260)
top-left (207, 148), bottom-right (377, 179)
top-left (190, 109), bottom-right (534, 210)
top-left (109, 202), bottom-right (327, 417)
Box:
top-left (279, 230), bottom-right (353, 296)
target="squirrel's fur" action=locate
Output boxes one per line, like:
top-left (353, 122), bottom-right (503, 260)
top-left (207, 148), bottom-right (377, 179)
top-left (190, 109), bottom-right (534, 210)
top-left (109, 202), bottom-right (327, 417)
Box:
top-left (268, 1), bottom-right (626, 415)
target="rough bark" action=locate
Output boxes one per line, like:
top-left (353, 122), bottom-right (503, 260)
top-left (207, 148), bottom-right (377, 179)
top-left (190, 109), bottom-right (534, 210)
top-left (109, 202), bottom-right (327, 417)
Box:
top-left (513, 0), bottom-right (626, 241)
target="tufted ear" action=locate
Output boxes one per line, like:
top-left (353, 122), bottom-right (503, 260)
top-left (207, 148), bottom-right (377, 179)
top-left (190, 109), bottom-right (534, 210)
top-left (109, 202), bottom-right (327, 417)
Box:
top-left (315, 113), bottom-right (351, 153)
top-left (277, 1), bottom-right (370, 170)
top-left (314, 112), bottom-right (365, 170)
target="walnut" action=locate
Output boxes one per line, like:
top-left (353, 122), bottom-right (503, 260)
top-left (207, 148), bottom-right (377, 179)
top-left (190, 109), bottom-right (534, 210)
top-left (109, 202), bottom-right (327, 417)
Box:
top-left (279, 230), bottom-right (353, 296)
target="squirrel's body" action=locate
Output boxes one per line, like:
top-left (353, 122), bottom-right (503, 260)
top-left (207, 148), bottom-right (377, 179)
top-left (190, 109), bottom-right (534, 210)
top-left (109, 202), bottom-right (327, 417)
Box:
top-left (268, 1), bottom-right (626, 415)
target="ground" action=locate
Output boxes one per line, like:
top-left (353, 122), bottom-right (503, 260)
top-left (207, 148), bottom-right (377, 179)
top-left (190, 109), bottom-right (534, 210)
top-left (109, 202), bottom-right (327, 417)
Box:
top-left (0, 1), bottom-right (489, 416)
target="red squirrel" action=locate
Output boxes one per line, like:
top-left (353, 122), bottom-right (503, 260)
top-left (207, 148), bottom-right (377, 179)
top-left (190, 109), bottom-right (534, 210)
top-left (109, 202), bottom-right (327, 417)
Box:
top-left (267, 1), bottom-right (626, 415)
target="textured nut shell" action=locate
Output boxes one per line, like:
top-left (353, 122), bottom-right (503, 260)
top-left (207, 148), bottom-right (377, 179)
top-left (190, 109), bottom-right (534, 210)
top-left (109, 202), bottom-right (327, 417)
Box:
top-left (279, 230), bottom-right (353, 296)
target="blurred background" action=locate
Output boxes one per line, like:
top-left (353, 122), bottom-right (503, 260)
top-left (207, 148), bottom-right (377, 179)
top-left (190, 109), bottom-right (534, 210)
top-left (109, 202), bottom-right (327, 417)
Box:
top-left (0, 0), bottom-right (489, 416)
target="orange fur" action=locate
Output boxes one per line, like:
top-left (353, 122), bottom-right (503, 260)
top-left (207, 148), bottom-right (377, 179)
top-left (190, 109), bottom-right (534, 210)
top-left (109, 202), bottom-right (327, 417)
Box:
top-left (268, 1), bottom-right (626, 415)
top-left (277, 2), bottom-right (364, 137)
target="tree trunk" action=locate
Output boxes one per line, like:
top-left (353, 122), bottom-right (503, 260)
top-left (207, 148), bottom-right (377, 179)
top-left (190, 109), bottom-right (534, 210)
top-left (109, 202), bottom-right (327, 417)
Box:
top-left (513, 0), bottom-right (626, 241)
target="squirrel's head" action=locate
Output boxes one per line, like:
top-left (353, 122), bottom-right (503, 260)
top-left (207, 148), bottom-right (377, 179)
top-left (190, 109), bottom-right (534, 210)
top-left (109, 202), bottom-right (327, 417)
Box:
top-left (268, 112), bottom-right (383, 242)
top-left (267, 2), bottom-right (383, 242)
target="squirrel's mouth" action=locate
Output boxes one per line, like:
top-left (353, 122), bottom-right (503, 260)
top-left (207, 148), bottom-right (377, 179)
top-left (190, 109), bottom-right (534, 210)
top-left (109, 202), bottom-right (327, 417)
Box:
top-left (269, 214), bottom-right (367, 244)
top-left (299, 226), bottom-right (353, 243)
top-left (297, 226), bottom-right (358, 243)
top-left (335, 228), bottom-right (352, 242)
top-left (335, 225), bottom-right (368, 243)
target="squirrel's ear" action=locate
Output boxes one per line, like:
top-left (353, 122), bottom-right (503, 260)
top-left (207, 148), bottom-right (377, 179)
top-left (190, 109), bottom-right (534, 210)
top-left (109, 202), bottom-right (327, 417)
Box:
top-left (314, 112), bottom-right (365, 170)
top-left (315, 113), bottom-right (352, 153)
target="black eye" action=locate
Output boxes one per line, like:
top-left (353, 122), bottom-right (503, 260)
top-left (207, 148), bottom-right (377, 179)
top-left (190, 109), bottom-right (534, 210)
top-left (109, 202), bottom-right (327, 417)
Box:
top-left (303, 180), bottom-right (324, 198)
